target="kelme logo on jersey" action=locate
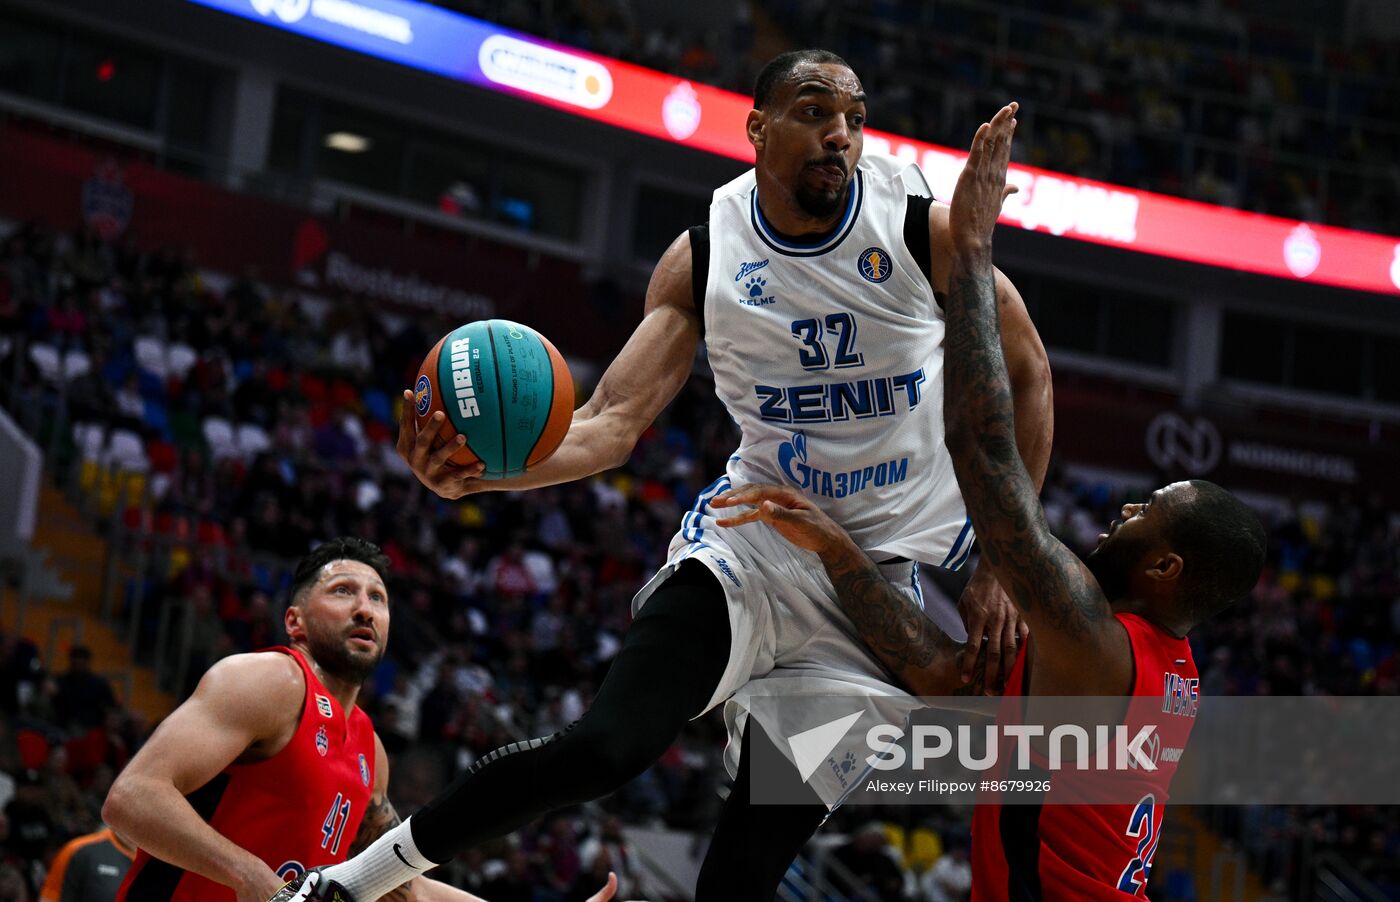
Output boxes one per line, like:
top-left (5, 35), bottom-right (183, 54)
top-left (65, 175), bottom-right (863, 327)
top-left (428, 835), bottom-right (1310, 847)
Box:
top-left (316, 694), bottom-right (333, 718)
top-left (414, 375), bottom-right (432, 416)
top-left (739, 275), bottom-right (776, 307)
top-left (359, 753), bottom-right (371, 786)
top-left (857, 247), bottom-right (893, 283)
top-left (315, 725), bottom-right (329, 757)
top-left (778, 431), bottom-right (910, 500)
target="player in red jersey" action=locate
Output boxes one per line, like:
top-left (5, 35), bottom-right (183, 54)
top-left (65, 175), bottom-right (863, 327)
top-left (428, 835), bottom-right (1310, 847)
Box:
top-left (103, 537), bottom-right (617, 902)
top-left (711, 102), bottom-right (1266, 899)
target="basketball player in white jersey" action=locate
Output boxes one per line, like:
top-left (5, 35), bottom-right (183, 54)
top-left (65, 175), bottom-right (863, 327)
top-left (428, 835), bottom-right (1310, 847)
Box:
top-left (271, 50), bottom-right (1051, 902)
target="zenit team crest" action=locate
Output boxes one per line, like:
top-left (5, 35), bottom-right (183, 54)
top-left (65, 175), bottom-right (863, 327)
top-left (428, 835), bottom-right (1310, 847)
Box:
top-left (315, 726), bottom-right (329, 757)
top-left (858, 247), bottom-right (892, 283)
top-left (359, 753), bottom-right (371, 786)
top-left (316, 694), bottom-right (333, 718)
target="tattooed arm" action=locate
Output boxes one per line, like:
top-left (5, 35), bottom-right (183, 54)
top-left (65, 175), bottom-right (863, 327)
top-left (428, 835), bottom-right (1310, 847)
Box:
top-left (819, 535), bottom-right (991, 696)
top-left (346, 736), bottom-right (479, 902)
top-left (929, 205), bottom-right (1055, 688)
top-left (941, 103), bottom-right (1131, 697)
top-left (712, 485), bottom-right (991, 696)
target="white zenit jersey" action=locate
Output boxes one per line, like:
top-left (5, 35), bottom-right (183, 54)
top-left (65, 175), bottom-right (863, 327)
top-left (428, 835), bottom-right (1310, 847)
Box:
top-left (703, 154), bottom-right (974, 567)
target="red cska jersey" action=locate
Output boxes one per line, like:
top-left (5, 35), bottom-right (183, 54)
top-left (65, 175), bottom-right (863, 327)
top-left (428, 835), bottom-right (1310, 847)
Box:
top-left (118, 648), bottom-right (376, 901)
top-left (972, 613), bottom-right (1199, 901)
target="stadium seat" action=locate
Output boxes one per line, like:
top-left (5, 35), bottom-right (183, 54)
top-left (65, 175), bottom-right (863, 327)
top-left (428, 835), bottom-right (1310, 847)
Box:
top-left (167, 343), bottom-right (198, 380)
top-left (28, 344), bottom-right (61, 382)
top-left (143, 398), bottom-right (171, 437)
top-left (906, 826), bottom-right (945, 873)
top-left (134, 335), bottom-right (169, 378)
top-left (146, 438), bottom-right (179, 473)
top-left (362, 388), bottom-right (391, 425)
top-left (196, 520), bottom-right (228, 546)
top-left (203, 417), bottom-right (237, 460)
top-left (235, 422), bottom-right (272, 458)
top-left (329, 379), bottom-right (359, 410)
top-left (107, 429), bottom-right (151, 473)
top-left (72, 423), bottom-right (106, 462)
top-left (96, 471), bottom-right (120, 517)
top-left (123, 471), bottom-right (149, 507)
top-left (148, 472), bottom-right (172, 502)
top-left (169, 409), bottom-right (204, 451)
top-left (16, 729), bottom-right (50, 770)
top-left (299, 373), bottom-right (328, 403)
top-left (137, 368), bottom-right (165, 398)
top-left (62, 349), bottom-right (92, 381)
top-left (78, 459), bottom-right (101, 494)
top-left (265, 366), bottom-right (289, 391)
top-left (339, 414), bottom-right (368, 456)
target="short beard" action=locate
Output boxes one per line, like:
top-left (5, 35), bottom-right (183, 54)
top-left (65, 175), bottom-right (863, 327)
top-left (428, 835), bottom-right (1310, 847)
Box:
top-left (1085, 533), bottom-right (1149, 603)
top-left (795, 182), bottom-right (845, 218)
top-left (306, 628), bottom-right (381, 685)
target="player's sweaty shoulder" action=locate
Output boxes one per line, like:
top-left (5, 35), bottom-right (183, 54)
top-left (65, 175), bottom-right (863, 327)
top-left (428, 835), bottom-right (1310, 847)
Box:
top-left (194, 651), bottom-right (306, 733)
top-left (645, 230), bottom-right (698, 321)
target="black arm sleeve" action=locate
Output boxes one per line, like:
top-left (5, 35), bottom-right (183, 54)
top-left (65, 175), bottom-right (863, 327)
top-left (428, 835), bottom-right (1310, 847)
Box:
top-left (687, 223), bottom-right (709, 337)
top-left (902, 194), bottom-right (934, 288)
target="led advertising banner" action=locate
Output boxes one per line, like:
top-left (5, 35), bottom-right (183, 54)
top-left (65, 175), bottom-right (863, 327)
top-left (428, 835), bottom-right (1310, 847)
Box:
top-left (190, 0), bottom-right (1400, 296)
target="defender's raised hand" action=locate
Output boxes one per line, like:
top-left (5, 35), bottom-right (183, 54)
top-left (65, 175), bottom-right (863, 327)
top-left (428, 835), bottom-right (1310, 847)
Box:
top-left (712, 484), bottom-right (852, 557)
top-left (949, 101), bottom-right (1019, 259)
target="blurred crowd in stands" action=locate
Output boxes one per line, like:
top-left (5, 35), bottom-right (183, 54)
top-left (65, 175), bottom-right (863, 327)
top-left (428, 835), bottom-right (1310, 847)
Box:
top-left (425, 0), bottom-right (1400, 235)
top-left (2, 206), bottom-right (1398, 901)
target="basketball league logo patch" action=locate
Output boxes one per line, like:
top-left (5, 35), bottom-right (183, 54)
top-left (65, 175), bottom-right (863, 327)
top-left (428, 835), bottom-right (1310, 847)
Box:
top-left (315, 726), bottom-right (329, 757)
top-left (414, 375), bottom-right (433, 416)
top-left (858, 247), bottom-right (892, 283)
top-left (359, 753), bottom-right (371, 786)
top-left (316, 694), bottom-right (333, 718)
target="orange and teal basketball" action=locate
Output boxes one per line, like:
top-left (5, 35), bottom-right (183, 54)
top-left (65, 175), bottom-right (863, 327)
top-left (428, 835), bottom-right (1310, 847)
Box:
top-left (414, 320), bottom-right (574, 479)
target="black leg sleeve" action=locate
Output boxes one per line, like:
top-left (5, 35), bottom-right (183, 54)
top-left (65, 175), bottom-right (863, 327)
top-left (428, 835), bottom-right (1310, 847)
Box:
top-left (694, 722), bottom-right (829, 901)
top-left (409, 561), bottom-right (731, 861)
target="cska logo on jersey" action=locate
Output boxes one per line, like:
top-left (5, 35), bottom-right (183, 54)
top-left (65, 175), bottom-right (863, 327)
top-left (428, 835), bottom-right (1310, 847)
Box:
top-left (315, 725), bottom-right (330, 757)
top-left (359, 753), bottom-right (371, 786)
top-left (316, 694), bottom-right (334, 718)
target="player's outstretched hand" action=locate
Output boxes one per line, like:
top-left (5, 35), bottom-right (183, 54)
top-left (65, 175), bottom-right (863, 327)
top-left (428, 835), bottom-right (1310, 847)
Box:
top-left (584, 871), bottom-right (619, 902)
top-left (397, 389), bottom-right (486, 499)
top-left (712, 484), bottom-right (850, 557)
top-left (957, 567), bottom-right (1028, 694)
top-left (949, 101), bottom-right (1019, 259)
